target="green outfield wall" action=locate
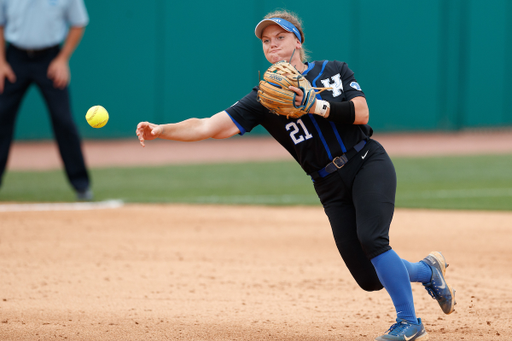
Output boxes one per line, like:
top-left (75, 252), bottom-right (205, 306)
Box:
top-left (12, 0), bottom-right (512, 140)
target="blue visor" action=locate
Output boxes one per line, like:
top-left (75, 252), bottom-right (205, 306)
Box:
top-left (255, 18), bottom-right (303, 43)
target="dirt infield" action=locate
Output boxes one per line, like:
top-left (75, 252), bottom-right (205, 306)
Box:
top-left (1, 205), bottom-right (511, 340)
top-left (1, 131), bottom-right (512, 340)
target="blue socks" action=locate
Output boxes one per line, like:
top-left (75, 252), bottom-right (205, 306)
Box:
top-left (402, 259), bottom-right (433, 283)
top-left (371, 250), bottom-right (417, 324)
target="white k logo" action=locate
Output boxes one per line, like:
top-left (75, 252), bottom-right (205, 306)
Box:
top-left (321, 74), bottom-right (343, 97)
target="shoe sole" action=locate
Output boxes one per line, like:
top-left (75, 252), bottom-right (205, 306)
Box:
top-left (428, 251), bottom-right (456, 314)
top-left (374, 331), bottom-right (429, 341)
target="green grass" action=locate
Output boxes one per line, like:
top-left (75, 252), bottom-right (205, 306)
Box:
top-left (1, 154), bottom-right (511, 211)
top-left (393, 154), bottom-right (512, 210)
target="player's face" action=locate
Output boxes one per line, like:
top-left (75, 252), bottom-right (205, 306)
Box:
top-left (261, 25), bottom-right (301, 64)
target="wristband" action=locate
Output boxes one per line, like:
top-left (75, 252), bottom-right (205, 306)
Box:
top-left (325, 101), bottom-right (355, 124)
top-left (315, 100), bottom-right (330, 117)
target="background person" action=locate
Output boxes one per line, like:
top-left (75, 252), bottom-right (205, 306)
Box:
top-left (0, 0), bottom-right (92, 201)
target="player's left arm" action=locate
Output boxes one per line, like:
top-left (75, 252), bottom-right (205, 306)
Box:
top-left (289, 86), bottom-right (369, 125)
top-left (351, 96), bottom-right (369, 125)
top-left (47, 26), bottom-right (85, 89)
top-left (317, 61), bottom-right (369, 125)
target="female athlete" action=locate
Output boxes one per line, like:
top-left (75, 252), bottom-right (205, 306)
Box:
top-left (136, 10), bottom-right (455, 341)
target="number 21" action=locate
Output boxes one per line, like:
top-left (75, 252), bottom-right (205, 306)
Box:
top-left (285, 119), bottom-right (313, 145)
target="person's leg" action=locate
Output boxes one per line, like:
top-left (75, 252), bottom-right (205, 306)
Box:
top-left (352, 143), bottom-right (429, 341)
top-left (351, 145), bottom-right (420, 323)
top-left (33, 47), bottom-right (91, 195)
top-left (402, 259), bottom-right (432, 283)
top-left (314, 170), bottom-right (383, 292)
top-left (324, 198), bottom-right (384, 291)
top-left (316, 141), bottom-right (427, 339)
top-left (371, 250), bottom-right (417, 322)
top-left (0, 47), bottom-right (32, 187)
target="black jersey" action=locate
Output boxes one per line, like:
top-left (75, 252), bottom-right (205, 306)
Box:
top-left (225, 60), bottom-right (373, 175)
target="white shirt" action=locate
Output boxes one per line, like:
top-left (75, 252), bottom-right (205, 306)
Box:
top-left (0, 0), bottom-right (89, 49)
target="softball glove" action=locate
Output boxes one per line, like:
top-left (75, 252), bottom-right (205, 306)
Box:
top-left (257, 61), bottom-right (329, 119)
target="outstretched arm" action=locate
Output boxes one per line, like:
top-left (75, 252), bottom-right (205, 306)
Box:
top-left (136, 111), bottom-right (240, 147)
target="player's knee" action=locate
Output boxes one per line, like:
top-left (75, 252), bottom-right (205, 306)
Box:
top-left (356, 276), bottom-right (383, 292)
top-left (358, 234), bottom-right (389, 257)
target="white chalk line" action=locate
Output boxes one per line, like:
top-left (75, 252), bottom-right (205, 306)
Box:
top-left (0, 199), bottom-right (124, 212)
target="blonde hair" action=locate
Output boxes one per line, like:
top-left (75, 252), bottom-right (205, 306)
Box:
top-left (263, 10), bottom-right (310, 62)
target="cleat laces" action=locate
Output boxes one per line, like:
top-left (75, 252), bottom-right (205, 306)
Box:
top-left (386, 320), bottom-right (409, 336)
top-left (424, 286), bottom-right (436, 299)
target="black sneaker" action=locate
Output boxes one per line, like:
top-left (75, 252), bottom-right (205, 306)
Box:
top-left (76, 188), bottom-right (93, 201)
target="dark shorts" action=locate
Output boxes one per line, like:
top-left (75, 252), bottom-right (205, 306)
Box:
top-left (313, 139), bottom-right (397, 291)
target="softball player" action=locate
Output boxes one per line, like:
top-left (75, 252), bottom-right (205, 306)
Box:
top-left (136, 9), bottom-right (455, 341)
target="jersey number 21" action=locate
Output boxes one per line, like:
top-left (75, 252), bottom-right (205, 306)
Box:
top-left (286, 119), bottom-right (313, 145)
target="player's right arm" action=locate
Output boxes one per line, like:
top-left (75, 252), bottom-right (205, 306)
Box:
top-left (136, 111), bottom-right (240, 147)
top-left (47, 26), bottom-right (85, 89)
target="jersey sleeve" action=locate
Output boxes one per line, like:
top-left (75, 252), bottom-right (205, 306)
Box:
top-left (224, 87), bottom-right (266, 135)
top-left (66, 0), bottom-right (89, 27)
top-left (337, 61), bottom-right (365, 101)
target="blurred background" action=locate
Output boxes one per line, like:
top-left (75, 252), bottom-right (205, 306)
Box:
top-left (12, 0), bottom-right (512, 140)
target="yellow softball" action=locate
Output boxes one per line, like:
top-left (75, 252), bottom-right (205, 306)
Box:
top-left (86, 105), bottom-right (109, 128)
